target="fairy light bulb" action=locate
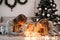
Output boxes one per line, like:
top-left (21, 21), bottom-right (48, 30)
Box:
top-left (50, 3), bottom-right (52, 6)
top-left (39, 8), bottom-right (42, 10)
top-left (57, 17), bottom-right (60, 20)
top-left (58, 22), bottom-right (60, 24)
top-left (53, 22), bottom-right (57, 25)
top-left (50, 0), bottom-right (52, 2)
top-left (55, 12), bottom-right (57, 14)
top-left (53, 4), bottom-right (55, 7)
top-left (48, 9), bottom-right (51, 12)
top-left (45, 8), bottom-right (47, 10)
top-left (47, 14), bottom-right (50, 17)
top-left (42, 13), bottom-right (45, 16)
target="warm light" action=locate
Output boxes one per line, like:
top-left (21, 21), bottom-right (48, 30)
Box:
top-left (24, 36), bottom-right (58, 40)
top-left (24, 21), bottom-right (51, 40)
top-left (24, 20), bottom-right (49, 37)
top-left (24, 20), bottom-right (58, 40)
top-left (24, 22), bottom-right (35, 37)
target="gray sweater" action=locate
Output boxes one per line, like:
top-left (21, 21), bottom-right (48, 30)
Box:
top-left (6, 18), bottom-right (22, 35)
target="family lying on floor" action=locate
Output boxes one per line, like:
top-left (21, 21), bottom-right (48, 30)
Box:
top-left (1, 14), bottom-right (58, 36)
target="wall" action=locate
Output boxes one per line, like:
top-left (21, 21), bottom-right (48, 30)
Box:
top-left (55, 0), bottom-right (60, 15)
top-left (0, 0), bottom-right (60, 17)
top-left (0, 0), bottom-right (35, 17)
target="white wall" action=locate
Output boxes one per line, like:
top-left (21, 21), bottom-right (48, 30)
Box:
top-left (55, 0), bottom-right (60, 15)
top-left (0, 0), bottom-right (35, 17)
top-left (0, 0), bottom-right (60, 17)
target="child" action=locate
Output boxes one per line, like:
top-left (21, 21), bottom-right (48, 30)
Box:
top-left (35, 19), bottom-right (49, 36)
top-left (24, 22), bottom-right (35, 37)
top-left (6, 14), bottom-right (27, 35)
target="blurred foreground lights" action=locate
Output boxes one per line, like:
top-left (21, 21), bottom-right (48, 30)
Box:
top-left (24, 36), bottom-right (58, 40)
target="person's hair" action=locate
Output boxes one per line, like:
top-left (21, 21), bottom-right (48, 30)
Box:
top-left (12, 14), bottom-right (27, 32)
top-left (38, 19), bottom-right (50, 30)
top-left (13, 14), bottom-right (27, 24)
top-left (26, 22), bottom-right (35, 31)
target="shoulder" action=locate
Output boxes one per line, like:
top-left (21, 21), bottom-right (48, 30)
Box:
top-left (6, 18), bottom-right (14, 24)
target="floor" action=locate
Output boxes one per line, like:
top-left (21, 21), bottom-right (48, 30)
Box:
top-left (0, 35), bottom-right (60, 40)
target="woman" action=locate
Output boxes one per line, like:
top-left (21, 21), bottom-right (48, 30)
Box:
top-left (6, 14), bottom-right (27, 35)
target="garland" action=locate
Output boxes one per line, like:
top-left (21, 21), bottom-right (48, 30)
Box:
top-left (0, 0), bottom-right (3, 5)
top-left (5, 0), bottom-right (17, 11)
top-left (18, 0), bottom-right (28, 5)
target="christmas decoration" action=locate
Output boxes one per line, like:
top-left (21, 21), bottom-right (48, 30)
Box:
top-left (0, 0), bottom-right (3, 5)
top-left (5, 0), bottom-right (17, 11)
top-left (35, 0), bottom-right (60, 25)
top-left (0, 0), bottom-right (28, 11)
top-left (18, 0), bottom-right (28, 5)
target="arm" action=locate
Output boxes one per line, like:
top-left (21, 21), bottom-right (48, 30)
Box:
top-left (6, 19), bottom-right (23, 35)
top-left (6, 19), bottom-right (13, 34)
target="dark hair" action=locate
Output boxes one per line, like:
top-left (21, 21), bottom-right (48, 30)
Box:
top-left (13, 14), bottom-right (27, 24)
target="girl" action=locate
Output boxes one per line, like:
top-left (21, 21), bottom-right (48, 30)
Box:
top-left (35, 19), bottom-right (50, 36)
top-left (24, 22), bottom-right (35, 37)
top-left (6, 14), bottom-right (27, 35)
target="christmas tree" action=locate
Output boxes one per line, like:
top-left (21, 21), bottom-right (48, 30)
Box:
top-left (35, 0), bottom-right (60, 25)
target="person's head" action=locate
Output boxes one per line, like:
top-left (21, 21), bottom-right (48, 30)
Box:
top-left (36, 19), bottom-right (49, 35)
top-left (26, 22), bottom-right (35, 31)
top-left (38, 19), bottom-right (49, 28)
top-left (37, 19), bottom-right (49, 31)
top-left (13, 14), bottom-right (27, 26)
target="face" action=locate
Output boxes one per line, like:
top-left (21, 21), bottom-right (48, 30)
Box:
top-left (17, 21), bottom-right (26, 27)
top-left (27, 23), bottom-right (34, 31)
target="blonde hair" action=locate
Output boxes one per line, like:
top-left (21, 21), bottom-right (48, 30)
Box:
top-left (26, 22), bottom-right (35, 31)
top-left (36, 19), bottom-right (49, 36)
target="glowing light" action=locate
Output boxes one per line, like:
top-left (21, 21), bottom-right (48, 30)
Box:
top-left (24, 21), bottom-right (58, 40)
